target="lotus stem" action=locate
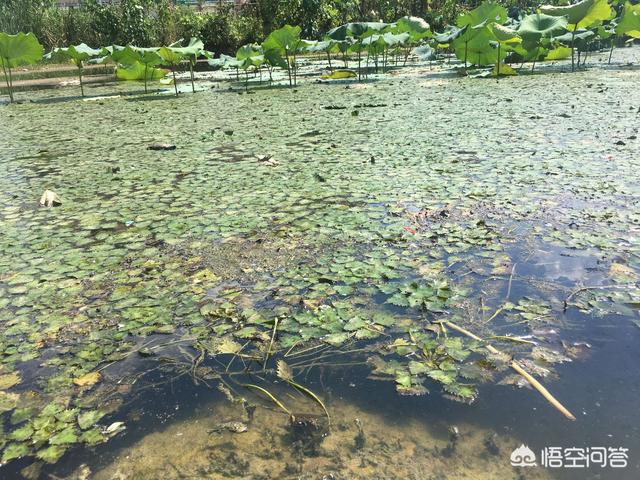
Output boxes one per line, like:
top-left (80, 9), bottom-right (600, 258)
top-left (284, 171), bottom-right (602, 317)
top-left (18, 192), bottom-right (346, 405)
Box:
top-left (496, 43), bottom-right (501, 78)
top-left (439, 320), bottom-right (576, 421)
top-left (608, 40), bottom-right (614, 64)
top-left (365, 47), bottom-right (370, 78)
top-left (144, 63), bottom-right (148, 94)
top-left (78, 64), bottom-right (85, 97)
top-left (571, 28), bottom-right (577, 72)
top-left (172, 69), bottom-right (178, 96)
top-left (1, 61), bottom-right (13, 103)
top-left (464, 40), bottom-right (468, 70)
top-left (190, 58), bottom-right (195, 93)
top-left (285, 49), bottom-right (292, 87)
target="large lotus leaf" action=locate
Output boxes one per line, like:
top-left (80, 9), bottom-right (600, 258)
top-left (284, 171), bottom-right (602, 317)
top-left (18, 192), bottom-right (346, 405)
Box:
top-left (492, 63), bottom-right (517, 76)
top-left (394, 16), bottom-right (431, 42)
top-left (0, 32), bottom-right (43, 68)
top-left (303, 40), bottom-right (338, 53)
top-left (553, 28), bottom-right (596, 46)
top-left (518, 13), bottom-right (568, 45)
top-left (107, 45), bottom-right (141, 65)
top-left (327, 22), bottom-right (387, 40)
top-left (263, 48), bottom-right (288, 69)
top-left (137, 49), bottom-right (163, 67)
top-left (116, 61), bottom-right (169, 81)
top-left (167, 38), bottom-right (204, 57)
top-left (321, 69), bottom-right (357, 79)
top-left (207, 53), bottom-right (242, 69)
top-left (123, 46), bottom-right (163, 67)
top-left (507, 43), bottom-right (539, 60)
top-left (413, 44), bottom-right (436, 60)
top-left (48, 43), bottom-right (104, 66)
top-left (382, 32), bottom-right (410, 46)
top-left (454, 25), bottom-right (502, 66)
top-left (545, 46), bottom-right (573, 60)
top-left (130, 45), bottom-right (160, 55)
top-left (159, 46), bottom-right (185, 66)
top-left (452, 22), bottom-right (490, 50)
top-left (434, 25), bottom-right (467, 43)
top-left (327, 24), bottom-right (350, 40)
top-left (263, 25), bottom-right (302, 54)
top-left (95, 44), bottom-right (125, 64)
top-left (396, 16), bottom-right (430, 34)
top-left (597, 24), bottom-right (615, 39)
top-left (457, 1), bottom-right (508, 28)
top-left (490, 23), bottom-right (521, 44)
top-left (235, 44), bottom-right (264, 69)
top-left (361, 34), bottom-right (383, 46)
top-left (541, 0), bottom-right (614, 29)
top-left (615, 2), bottom-right (640, 37)
top-left (575, 0), bottom-right (614, 28)
top-left (236, 44), bottom-right (263, 61)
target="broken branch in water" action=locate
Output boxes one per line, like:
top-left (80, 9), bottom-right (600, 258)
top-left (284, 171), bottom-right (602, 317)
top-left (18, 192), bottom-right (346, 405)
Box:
top-left (439, 320), bottom-right (576, 421)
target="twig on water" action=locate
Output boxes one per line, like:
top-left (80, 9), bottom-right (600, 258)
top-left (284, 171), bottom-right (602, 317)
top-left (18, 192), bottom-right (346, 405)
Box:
top-left (438, 320), bottom-right (576, 421)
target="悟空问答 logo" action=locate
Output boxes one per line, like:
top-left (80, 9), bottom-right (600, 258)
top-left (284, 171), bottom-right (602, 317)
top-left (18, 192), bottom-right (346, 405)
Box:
top-left (511, 444), bottom-right (537, 467)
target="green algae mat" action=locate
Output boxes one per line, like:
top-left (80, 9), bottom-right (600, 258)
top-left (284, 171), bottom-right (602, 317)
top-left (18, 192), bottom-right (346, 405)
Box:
top-left (0, 53), bottom-right (639, 477)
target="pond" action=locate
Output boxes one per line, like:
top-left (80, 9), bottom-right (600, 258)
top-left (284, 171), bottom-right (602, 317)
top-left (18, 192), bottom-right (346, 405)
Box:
top-left (0, 49), bottom-right (639, 479)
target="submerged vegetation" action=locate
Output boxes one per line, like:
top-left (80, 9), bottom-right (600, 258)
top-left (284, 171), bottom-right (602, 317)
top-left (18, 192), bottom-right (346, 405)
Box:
top-left (0, 0), bottom-right (639, 477)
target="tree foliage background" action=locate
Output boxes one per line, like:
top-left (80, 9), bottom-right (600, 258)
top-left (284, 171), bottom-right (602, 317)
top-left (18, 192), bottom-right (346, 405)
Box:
top-left (0, 0), bottom-right (560, 53)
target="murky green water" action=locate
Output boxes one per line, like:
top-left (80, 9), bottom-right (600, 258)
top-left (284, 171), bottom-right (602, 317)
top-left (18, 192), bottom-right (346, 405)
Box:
top-left (1, 49), bottom-right (639, 479)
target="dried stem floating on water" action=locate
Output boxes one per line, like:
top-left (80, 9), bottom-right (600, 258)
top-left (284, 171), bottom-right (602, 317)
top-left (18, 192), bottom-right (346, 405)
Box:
top-left (440, 320), bottom-right (576, 421)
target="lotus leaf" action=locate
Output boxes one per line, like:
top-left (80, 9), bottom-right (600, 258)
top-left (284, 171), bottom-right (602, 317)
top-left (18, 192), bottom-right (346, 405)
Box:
top-left (0, 32), bottom-right (43, 102)
top-left (517, 13), bottom-right (568, 50)
top-left (457, 1), bottom-right (508, 28)
top-left (545, 46), bottom-right (573, 60)
top-left (321, 69), bottom-right (357, 79)
top-left (615, 2), bottom-right (640, 38)
top-left (541, 0), bottom-right (614, 29)
top-left (263, 25), bottom-right (302, 86)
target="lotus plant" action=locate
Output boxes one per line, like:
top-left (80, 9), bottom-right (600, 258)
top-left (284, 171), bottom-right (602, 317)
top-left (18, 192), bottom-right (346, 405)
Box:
top-left (158, 46), bottom-right (185, 96)
top-left (47, 43), bottom-right (105, 97)
top-left (0, 32), bottom-right (43, 103)
top-left (541, 0), bottom-right (615, 71)
top-left (167, 38), bottom-right (204, 93)
top-left (105, 45), bottom-right (165, 94)
top-left (453, 2), bottom-right (508, 69)
top-left (517, 13), bottom-right (568, 72)
top-left (262, 25), bottom-right (302, 87)
top-left (489, 24), bottom-right (521, 76)
top-left (235, 44), bottom-right (264, 89)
